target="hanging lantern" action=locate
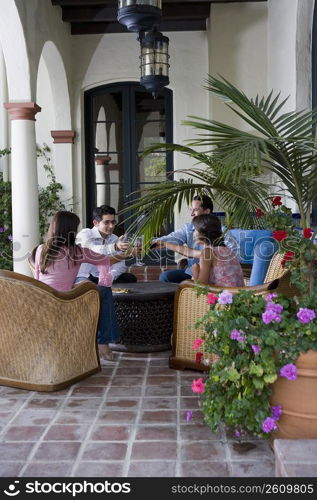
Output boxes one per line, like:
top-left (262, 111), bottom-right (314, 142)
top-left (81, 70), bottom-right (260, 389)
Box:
top-left (117, 0), bottom-right (162, 33)
top-left (139, 29), bottom-right (170, 98)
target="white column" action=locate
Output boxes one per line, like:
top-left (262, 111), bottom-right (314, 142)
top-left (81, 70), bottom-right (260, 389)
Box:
top-left (4, 102), bottom-right (41, 276)
top-left (0, 48), bottom-right (9, 181)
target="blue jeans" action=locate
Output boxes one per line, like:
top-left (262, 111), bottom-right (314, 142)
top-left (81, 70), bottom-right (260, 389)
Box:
top-left (74, 277), bottom-right (120, 344)
top-left (159, 269), bottom-right (192, 283)
top-left (97, 285), bottom-right (120, 345)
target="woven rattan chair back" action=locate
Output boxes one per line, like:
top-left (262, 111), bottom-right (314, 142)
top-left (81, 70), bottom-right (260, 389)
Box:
top-left (0, 270), bottom-right (101, 391)
top-left (170, 252), bottom-right (295, 371)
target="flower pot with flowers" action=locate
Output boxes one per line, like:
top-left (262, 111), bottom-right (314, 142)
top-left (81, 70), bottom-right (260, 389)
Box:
top-left (191, 201), bottom-right (317, 441)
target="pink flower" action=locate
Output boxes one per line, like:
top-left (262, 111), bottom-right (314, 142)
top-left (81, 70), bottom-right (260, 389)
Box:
top-left (195, 352), bottom-right (203, 364)
top-left (262, 417), bottom-right (278, 433)
top-left (191, 378), bottom-right (205, 394)
top-left (218, 290), bottom-right (233, 305)
top-left (193, 338), bottom-right (204, 350)
top-left (280, 363), bottom-right (297, 381)
top-left (207, 293), bottom-right (218, 305)
top-left (251, 344), bottom-right (261, 354)
top-left (297, 308), bottom-right (316, 324)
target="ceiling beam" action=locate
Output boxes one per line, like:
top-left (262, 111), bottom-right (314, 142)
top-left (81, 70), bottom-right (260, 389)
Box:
top-left (71, 18), bottom-right (207, 34)
top-left (62, 3), bottom-right (210, 23)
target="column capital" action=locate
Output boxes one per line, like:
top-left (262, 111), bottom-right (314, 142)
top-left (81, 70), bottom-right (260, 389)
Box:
top-left (4, 102), bottom-right (41, 121)
top-left (51, 130), bottom-right (76, 144)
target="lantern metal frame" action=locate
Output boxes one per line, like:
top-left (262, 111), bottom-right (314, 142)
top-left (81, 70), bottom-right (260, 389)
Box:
top-left (117, 0), bottom-right (162, 33)
top-left (139, 29), bottom-right (170, 98)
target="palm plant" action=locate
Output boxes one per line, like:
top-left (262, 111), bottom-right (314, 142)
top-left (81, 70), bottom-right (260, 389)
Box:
top-left (122, 76), bottom-right (317, 243)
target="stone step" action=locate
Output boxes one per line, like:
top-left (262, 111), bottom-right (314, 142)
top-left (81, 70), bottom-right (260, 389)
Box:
top-left (274, 439), bottom-right (317, 477)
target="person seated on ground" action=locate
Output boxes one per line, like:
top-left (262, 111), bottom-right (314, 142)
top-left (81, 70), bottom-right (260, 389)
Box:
top-left (191, 214), bottom-right (244, 287)
top-left (34, 211), bottom-right (138, 362)
top-left (75, 204), bottom-right (137, 285)
top-left (151, 195), bottom-right (214, 283)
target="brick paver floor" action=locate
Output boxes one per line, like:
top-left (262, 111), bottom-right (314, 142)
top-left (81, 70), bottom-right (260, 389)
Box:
top-left (0, 351), bottom-right (274, 477)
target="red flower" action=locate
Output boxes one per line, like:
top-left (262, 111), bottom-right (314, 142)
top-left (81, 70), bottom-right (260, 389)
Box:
top-left (272, 230), bottom-right (288, 241)
top-left (303, 228), bottom-right (312, 239)
top-left (195, 352), bottom-right (203, 364)
top-left (207, 293), bottom-right (218, 305)
top-left (272, 196), bottom-right (282, 206)
top-left (281, 251), bottom-right (295, 268)
top-left (256, 208), bottom-right (263, 217)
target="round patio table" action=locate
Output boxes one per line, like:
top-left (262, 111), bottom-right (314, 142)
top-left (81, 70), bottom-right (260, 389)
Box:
top-left (110, 282), bottom-right (178, 352)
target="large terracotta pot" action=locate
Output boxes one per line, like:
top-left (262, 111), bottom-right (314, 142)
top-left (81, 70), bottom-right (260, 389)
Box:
top-left (270, 350), bottom-right (317, 441)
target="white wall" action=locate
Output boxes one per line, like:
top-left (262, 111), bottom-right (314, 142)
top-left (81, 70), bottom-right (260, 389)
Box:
top-left (268, 0), bottom-right (297, 111)
top-left (36, 57), bottom-right (55, 188)
top-left (208, 2), bottom-right (268, 126)
top-left (71, 31), bottom-right (209, 227)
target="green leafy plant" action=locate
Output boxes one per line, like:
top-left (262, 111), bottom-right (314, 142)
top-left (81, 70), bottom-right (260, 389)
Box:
top-left (0, 148), bottom-right (13, 270)
top-left (36, 143), bottom-right (68, 238)
top-left (122, 76), bottom-right (317, 242)
top-left (192, 204), bottom-right (317, 438)
top-left (0, 144), bottom-right (69, 270)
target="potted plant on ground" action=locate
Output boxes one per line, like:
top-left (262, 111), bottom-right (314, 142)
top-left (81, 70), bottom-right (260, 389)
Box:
top-left (191, 202), bottom-right (317, 441)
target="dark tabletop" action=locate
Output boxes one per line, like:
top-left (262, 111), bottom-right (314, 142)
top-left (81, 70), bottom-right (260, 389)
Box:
top-left (112, 282), bottom-right (178, 300)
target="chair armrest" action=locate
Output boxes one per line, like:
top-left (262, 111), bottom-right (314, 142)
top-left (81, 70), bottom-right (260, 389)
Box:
top-left (178, 279), bottom-right (279, 295)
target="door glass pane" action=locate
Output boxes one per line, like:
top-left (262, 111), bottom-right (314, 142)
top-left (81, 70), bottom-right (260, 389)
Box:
top-left (92, 92), bottom-right (123, 154)
top-left (137, 153), bottom-right (167, 183)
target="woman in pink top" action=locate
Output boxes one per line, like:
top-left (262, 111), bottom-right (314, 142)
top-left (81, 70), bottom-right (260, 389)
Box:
top-left (34, 211), bottom-right (132, 361)
top-left (191, 214), bottom-right (244, 287)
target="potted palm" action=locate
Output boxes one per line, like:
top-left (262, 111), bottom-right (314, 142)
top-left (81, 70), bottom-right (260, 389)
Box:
top-left (122, 76), bottom-right (317, 242)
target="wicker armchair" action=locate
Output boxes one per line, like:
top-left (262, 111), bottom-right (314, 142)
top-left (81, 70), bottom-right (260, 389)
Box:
top-left (170, 252), bottom-right (296, 371)
top-left (0, 269), bottom-right (101, 391)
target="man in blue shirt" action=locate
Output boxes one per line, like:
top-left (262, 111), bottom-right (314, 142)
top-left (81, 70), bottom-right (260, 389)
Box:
top-left (154, 195), bottom-right (214, 283)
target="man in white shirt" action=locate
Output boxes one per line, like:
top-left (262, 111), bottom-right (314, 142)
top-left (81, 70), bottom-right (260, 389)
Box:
top-left (76, 205), bottom-right (137, 284)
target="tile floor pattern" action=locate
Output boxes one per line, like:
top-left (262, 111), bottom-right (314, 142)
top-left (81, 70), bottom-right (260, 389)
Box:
top-left (0, 351), bottom-right (274, 477)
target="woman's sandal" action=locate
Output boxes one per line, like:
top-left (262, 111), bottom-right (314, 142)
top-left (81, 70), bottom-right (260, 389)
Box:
top-left (99, 345), bottom-right (114, 362)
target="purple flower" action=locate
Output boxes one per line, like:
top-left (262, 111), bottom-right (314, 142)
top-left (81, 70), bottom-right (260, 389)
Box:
top-left (266, 302), bottom-right (283, 314)
top-left (251, 344), bottom-right (261, 354)
top-left (262, 417), bottom-right (278, 433)
top-left (265, 293), bottom-right (277, 302)
top-left (271, 405), bottom-right (282, 421)
top-left (0, 227), bottom-right (4, 233)
top-left (230, 329), bottom-right (245, 342)
top-left (234, 430), bottom-right (241, 438)
top-left (297, 308), bottom-right (316, 324)
top-left (262, 310), bottom-right (281, 324)
top-left (280, 363), bottom-right (297, 381)
top-left (218, 290), bottom-right (233, 305)
top-left (7, 235), bottom-right (12, 241)
top-left (186, 411), bottom-right (193, 423)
